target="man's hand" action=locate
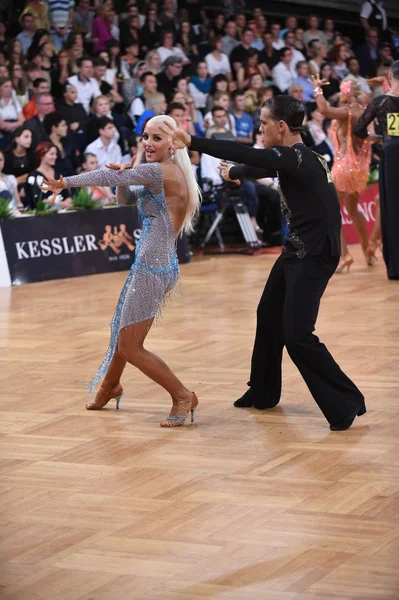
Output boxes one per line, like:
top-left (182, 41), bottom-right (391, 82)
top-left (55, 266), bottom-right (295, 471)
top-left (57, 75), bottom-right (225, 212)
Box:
top-left (219, 161), bottom-right (240, 185)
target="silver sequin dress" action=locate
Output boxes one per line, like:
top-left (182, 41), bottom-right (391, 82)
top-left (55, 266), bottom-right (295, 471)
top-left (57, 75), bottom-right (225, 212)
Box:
top-left (64, 163), bottom-right (179, 393)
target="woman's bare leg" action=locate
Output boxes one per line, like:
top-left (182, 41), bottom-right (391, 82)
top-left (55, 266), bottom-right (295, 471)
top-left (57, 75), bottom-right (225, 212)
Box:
top-left (101, 351), bottom-right (127, 390)
top-left (117, 318), bottom-right (194, 421)
top-left (337, 192), bottom-right (351, 258)
top-left (85, 350), bottom-right (127, 409)
top-left (335, 192), bottom-right (354, 273)
top-left (340, 227), bottom-right (350, 259)
top-left (369, 193), bottom-right (381, 244)
top-left (345, 192), bottom-right (369, 254)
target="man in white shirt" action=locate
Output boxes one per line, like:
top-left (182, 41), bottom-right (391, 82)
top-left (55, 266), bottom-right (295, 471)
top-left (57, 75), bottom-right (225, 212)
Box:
top-left (282, 30), bottom-right (305, 70)
top-left (272, 47), bottom-right (296, 93)
top-left (128, 72), bottom-right (157, 124)
top-left (271, 23), bottom-right (284, 51)
top-left (84, 117), bottom-right (122, 169)
top-left (68, 57), bottom-right (101, 114)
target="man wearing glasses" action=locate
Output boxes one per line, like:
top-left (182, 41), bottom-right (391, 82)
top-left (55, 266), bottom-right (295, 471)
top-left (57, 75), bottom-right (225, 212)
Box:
top-left (25, 94), bottom-right (55, 145)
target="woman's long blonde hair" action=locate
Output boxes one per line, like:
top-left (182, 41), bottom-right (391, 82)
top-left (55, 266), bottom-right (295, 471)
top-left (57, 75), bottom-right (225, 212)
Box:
top-left (149, 115), bottom-right (202, 234)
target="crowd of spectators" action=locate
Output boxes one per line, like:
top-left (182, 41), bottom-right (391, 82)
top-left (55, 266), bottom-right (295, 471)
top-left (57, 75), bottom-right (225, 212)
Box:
top-left (0, 0), bottom-right (398, 241)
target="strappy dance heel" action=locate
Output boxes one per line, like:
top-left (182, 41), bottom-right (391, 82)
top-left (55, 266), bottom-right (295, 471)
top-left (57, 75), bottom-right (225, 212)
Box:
top-left (160, 392), bottom-right (199, 427)
top-left (365, 240), bottom-right (380, 266)
top-left (336, 255), bottom-right (354, 274)
top-left (86, 384), bottom-right (124, 410)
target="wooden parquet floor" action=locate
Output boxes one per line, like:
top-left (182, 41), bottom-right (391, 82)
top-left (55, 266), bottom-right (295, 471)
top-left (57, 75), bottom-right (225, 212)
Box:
top-left (1, 245), bottom-right (399, 600)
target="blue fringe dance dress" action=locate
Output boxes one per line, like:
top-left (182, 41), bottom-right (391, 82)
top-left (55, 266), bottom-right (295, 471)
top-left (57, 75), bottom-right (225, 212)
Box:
top-left (64, 163), bottom-right (179, 393)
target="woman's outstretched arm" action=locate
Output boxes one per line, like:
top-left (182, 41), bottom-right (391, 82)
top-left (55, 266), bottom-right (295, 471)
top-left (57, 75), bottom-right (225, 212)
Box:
top-left (40, 163), bottom-right (164, 197)
top-left (63, 163), bottom-right (163, 192)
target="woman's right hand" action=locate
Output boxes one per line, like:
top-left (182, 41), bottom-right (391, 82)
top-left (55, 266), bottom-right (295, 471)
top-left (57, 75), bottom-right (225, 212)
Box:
top-left (106, 159), bottom-right (134, 171)
top-left (39, 174), bottom-right (67, 194)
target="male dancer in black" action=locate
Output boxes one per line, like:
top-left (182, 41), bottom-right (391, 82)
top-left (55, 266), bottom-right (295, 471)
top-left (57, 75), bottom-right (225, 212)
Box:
top-left (354, 60), bottom-right (399, 280)
top-left (161, 95), bottom-right (365, 430)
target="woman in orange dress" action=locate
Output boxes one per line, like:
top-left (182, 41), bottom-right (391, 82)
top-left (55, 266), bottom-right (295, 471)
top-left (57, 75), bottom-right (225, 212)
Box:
top-left (310, 76), bottom-right (374, 272)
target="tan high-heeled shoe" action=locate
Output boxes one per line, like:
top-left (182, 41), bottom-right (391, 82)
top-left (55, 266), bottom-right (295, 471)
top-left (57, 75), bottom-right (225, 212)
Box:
top-left (336, 255), bottom-right (354, 274)
top-left (365, 239), bottom-right (380, 266)
top-left (85, 383), bottom-right (124, 410)
top-left (160, 392), bottom-right (199, 427)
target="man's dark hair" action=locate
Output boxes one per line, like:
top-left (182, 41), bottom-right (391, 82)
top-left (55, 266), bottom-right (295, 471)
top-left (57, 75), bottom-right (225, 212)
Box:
top-left (43, 111), bottom-right (65, 135)
top-left (26, 62), bottom-right (40, 72)
top-left (242, 27), bottom-right (254, 36)
top-left (212, 105), bottom-right (227, 116)
top-left (140, 70), bottom-right (155, 83)
top-left (33, 77), bottom-right (48, 88)
top-left (36, 92), bottom-right (53, 104)
top-left (263, 95), bottom-right (305, 132)
top-left (279, 46), bottom-right (291, 59)
top-left (92, 57), bottom-right (107, 68)
top-left (77, 56), bottom-right (92, 68)
top-left (283, 30), bottom-right (295, 41)
top-left (163, 56), bottom-right (183, 69)
top-left (167, 102), bottom-right (185, 114)
top-left (231, 89), bottom-right (245, 102)
top-left (391, 60), bottom-right (399, 81)
top-left (98, 116), bottom-right (114, 131)
top-left (347, 56), bottom-right (359, 66)
top-left (128, 134), bottom-right (138, 148)
top-left (296, 60), bottom-right (308, 71)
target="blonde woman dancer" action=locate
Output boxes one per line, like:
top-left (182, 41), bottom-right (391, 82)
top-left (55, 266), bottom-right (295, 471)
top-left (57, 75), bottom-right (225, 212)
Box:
top-left (310, 76), bottom-right (373, 272)
top-left (41, 116), bottom-right (201, 427)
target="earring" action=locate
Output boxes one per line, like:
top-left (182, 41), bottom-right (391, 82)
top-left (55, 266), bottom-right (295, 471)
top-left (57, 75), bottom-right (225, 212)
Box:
top-left (170, 148), bottom-right (175, 159)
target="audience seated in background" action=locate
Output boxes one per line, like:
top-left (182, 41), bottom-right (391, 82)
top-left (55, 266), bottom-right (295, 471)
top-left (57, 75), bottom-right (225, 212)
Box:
top-left (0, 1), bottom-right (391, 248)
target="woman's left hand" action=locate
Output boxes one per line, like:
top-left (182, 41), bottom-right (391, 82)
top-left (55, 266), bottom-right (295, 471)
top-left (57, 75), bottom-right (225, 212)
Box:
top-left (159, 120), bottom-right (191, 150)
